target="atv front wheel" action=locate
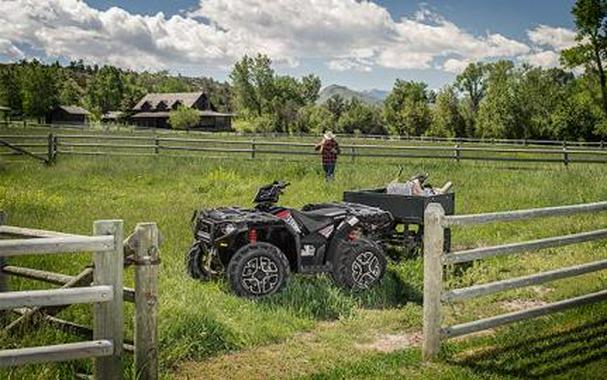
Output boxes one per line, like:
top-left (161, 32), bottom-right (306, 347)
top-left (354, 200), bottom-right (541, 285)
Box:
top-left (186, 243), bottom-right (224, 280)
top-left (227, 243), bottom-right (290, 298)
top-left (332, 239), bottom-right (387, 291)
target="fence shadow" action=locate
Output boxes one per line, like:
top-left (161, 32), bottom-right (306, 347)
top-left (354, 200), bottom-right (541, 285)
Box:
top-left (449, 317), bottom-right (607, 379)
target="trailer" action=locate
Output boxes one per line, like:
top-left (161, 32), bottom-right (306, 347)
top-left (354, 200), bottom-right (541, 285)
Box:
top-left (343, 188), bottom-right (454, 256)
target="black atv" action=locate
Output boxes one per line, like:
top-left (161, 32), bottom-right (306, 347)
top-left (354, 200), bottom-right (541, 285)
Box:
top-left (186, 181), bottom-right (393, 298)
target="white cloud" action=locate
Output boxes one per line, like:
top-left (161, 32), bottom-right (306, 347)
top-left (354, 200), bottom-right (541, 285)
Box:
top-left (0, 38), bottom-right (24, 59)
top-left (0, 0), bottom-right (568, 75)
top-left (527, 25), bottom-right (577, 50)
top-left (519, 50), bottom-right (561, 68)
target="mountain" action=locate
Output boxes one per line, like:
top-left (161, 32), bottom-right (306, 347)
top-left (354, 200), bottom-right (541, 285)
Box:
top-left (317, 84), bottom-right (388, 105)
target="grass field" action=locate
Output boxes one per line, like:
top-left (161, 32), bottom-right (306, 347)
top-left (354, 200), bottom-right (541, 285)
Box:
top-left (1, 130), bottom-right (607, 379)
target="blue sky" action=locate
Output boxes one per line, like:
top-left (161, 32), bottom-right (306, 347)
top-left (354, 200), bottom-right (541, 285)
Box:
top-left (0, 0), bottom-right (578, 91)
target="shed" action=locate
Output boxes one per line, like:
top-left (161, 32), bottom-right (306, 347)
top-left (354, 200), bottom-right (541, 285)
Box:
top-left (46, 105), bottom-right (90, 125)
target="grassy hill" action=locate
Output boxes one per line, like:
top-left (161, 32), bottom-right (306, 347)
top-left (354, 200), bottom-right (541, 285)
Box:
top-left (1, 127), bottom-right (607, 379)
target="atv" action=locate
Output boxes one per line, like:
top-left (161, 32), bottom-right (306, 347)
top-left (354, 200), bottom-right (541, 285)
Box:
top-left (187, 181), bottom-right (393, 298)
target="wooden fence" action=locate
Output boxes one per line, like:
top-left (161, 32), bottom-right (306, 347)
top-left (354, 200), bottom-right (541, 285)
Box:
top-left (3, 120), bottom-right (607, 149)
top-left (422, 201), bottom-right (607, 360)
top-left (0, 214), bottom-right (159, 379)
top-left (3, 132), bottom-right (607, 166)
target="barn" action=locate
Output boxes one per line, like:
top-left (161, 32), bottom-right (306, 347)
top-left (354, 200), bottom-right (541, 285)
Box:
top-left (46, 105), bottom-right (90, 125)
top-left (130, 92), bottom-right (233, 130)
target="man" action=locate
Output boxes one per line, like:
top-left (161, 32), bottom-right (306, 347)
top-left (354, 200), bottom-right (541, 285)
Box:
top-left (315, 131), bottom-right (340, 181)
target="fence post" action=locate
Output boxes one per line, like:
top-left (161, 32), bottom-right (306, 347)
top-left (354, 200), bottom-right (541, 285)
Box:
top-left (47, 133), bottom-right (55, 164)
top-left (251, 139), bottom-right (256, 159)
top-left (351, 142), bottom-right (356, 162)
top-left (601, 140), bottom-right (604, 150)
top-left (93, 220), bottom-right (124, 380)
top-left (154, 136), bottom-right (159, 155)
top-left (562, 141), bottom-right (569, 167)
top-left (0, 212), bottom-right (7, 301)
top-left (454, 144), bottom-right (461, 163)
top-left (422, 203), bottom-right (445, 361)
top-left (134, 223), bottom-right (159, 380)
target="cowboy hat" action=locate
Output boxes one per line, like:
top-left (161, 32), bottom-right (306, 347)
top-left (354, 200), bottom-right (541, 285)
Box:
top-left (324, 131), bottom-right (336, 140)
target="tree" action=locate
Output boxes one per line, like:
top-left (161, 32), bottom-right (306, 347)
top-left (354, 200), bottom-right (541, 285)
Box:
top-left (169, 106), bottom-right (200, 130)
top-left (476, 61), bottom-right (521, 138)
top-left (85, 66), bottom-right (124, 114)
top-left (295, 105), bottom-right (335, 133)
top-left (300, 74), bottom-right (321, 104)
top-left (427, 86), bottom-right (464, 137)
top-left (383, 80), bottom-right (431, 136)
top-left (20, 61), bottom-right (59, 120)
top-left (561, 0), bottom-right (607, 115)
top-left (325, 94), bottom-right (346, 121)
top-left (0, 65), bottom-right (22, 114)
top-left (455, 63), bottom-right (487, 114)
top-left (59, 76), bottom-right (83, 105)
top-left (338, 99), bottom-right (385, 134)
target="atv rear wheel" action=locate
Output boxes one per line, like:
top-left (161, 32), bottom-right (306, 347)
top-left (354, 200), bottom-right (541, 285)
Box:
top-left (227, 242), bottom-right (290, 298)
top-left (186, 243), bottom-right (224, 280)
top-left (332, 239), bottom-right (387, 291)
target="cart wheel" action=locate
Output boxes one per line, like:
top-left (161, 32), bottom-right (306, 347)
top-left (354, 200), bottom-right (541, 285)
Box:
top-left (332, 238), bottom-right (387, 291)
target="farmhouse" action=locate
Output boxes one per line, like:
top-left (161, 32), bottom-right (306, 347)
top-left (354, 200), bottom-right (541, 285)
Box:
top-left (130, 92), bottom-right (233, 130)
top-left (101, 111), bottom-right (125, 123)
top-left (45, 105), bottom-right (90, 125)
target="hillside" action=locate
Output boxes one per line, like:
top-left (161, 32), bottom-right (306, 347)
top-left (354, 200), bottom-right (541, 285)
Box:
top-left (317, 84), bottom-right (387, 105)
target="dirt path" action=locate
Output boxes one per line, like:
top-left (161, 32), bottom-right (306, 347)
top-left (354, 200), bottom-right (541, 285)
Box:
top-left (174, 308), bottom-right (422, 380)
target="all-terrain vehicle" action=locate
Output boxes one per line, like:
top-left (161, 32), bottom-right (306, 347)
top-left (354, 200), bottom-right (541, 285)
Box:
top-left (187, 181), bottom-right (393, 298)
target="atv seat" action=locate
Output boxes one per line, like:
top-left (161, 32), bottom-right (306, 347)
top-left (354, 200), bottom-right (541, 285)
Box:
top-left (291, 208), bottom-right (346, 233)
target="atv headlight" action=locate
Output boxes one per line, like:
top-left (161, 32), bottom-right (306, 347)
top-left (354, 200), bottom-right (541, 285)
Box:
top-left (220, 223), bottom-right (237, 235)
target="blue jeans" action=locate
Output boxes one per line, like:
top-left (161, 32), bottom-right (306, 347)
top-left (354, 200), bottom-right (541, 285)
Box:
top-left (323, 162), bottom-right (336, 180)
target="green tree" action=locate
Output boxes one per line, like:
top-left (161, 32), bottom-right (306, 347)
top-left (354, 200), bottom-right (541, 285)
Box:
top-left (295, 105), bottom-right (335, 133)
top-left (300, 74), bottom-right (321, 104)
top-left (562, 0), bottom-right (607, 115)
top-left (427, 86), bottom-right (463, 137)
top-left (383, 80), bottom-right (431, 136)
top-left (325, 94), bottom-right (346, 121)
top-left (0, 65), bottom-right (22, 114)
top-left (168, 106), bottom-right (200, 130)
top-left (59, 75), bottom-right (83, 105)
top-left (338, 99), bottom-right (385, 134)
top-left (20, 61), bottom-right (59, 120)
top-left (85, 66), bottom-right (125, 115)
top-left (476, 61), bottom-right (521, 138)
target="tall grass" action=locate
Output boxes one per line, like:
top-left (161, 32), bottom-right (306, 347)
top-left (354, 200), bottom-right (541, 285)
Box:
top-left (1, 140), bottom-right (607, 378)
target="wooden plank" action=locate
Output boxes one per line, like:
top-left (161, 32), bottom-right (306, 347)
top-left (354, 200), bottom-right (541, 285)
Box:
top-left (443, 259), bottom-right (607, 302)
top-left (0, 235), bottom-right (114, 257)
top-left (0, 225), bottom-right (83, 238)
top-left (442, 289), bottom-right (607, 338)
top-left (134, 223), bottom-right (160, 380)
top-left (93, 220), bottom-right (124, 379)
top-left (1, 265), bottom-right (135, 302)
top-left (422, 203), bottom-right (445, 361)
top-left (444, 229), bottom-right (607, 264)
top-left (2, 265), bottom-right (74, 285)
top-left (0, 286), bottom-right (112, 310)
top-left (0, 139), bottom-right (49, 163)
top-left (3, 267), bottom-right (94, 333)
top-left (0, 340), bottom-right (113, 367)
top-left (443, 201), bottom-right (607, 227)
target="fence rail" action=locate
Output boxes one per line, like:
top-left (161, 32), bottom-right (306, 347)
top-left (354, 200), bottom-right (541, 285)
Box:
top-left (422, 201), bottom-right (607, 360)
top-left (4, 130), bottom-right (607, 166)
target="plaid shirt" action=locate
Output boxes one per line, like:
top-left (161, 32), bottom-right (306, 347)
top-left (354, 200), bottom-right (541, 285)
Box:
top-left (315, 139), bottom-right (340, 164)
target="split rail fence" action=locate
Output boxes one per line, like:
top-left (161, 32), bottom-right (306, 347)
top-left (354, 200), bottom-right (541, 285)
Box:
top-left (0, 213), bottom-right (160, 379)
top-left (422, 200), bottom-right (607, 360)
top-left (2, 132), bottom-right (607, 166)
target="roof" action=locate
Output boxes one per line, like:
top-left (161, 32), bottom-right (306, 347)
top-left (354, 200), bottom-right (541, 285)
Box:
top-left (131, 110), bottom-right (234, 118)
top-left (133, 92), bottom-right (205, 111)
top-left (57, 105), bottom-right (90, 115)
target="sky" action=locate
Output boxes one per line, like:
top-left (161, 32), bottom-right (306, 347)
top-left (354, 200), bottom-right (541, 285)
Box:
top-left (0, 0), bottom-right (578, 91)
